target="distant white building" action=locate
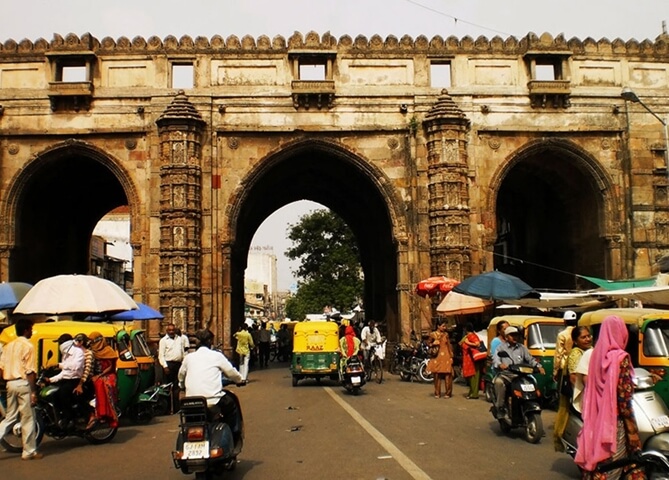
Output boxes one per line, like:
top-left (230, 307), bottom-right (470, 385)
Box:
top-left (93, 206), bottom-right (132, 271)
top-left (246, 246), bottom-right (278, 295)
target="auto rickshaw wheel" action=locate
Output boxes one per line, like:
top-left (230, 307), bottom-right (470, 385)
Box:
top-left (292, 376), bottom-right (299, 387)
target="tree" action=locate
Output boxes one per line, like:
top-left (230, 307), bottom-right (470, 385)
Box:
top-left (284, 209), bottom-right (363, 320)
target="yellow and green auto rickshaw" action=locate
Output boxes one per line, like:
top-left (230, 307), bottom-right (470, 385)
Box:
top-left (0, 320), bottom-right (143, 416)
top-left (290, 321), bottom-right (340, 386)
top-left (485, 315), bottom-right (565, 408)
top-left (579, 308), bottom-right (669, 407)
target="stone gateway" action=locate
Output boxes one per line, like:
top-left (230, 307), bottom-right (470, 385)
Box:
top-left (0, 30), bottom-right (667, 348)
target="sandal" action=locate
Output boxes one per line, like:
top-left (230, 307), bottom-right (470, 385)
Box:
top-left (434, 394), bottom-right (441, 399)
top-left (85, 419), bottom-right (97, 430)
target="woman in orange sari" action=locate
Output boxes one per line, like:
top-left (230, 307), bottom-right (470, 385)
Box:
top-left (427, 319), bottom-right (454, 398)
top-left (460, 322), bottom-right (484, 399)
top-left (87, 331), bottom-right (119, 430)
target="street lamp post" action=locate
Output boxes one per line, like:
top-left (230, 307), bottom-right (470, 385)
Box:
top-left (621, 87), bottom-right (669, 179)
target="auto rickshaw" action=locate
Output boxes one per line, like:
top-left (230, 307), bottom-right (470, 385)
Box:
top-left (290, 321), bottom-right (340, 386)
top-left (485, 315), bottom-right (565, 408)
top-left (579, 308), bottom-right (669, 407)
top-left (0, 320), bottom-right (143, 415)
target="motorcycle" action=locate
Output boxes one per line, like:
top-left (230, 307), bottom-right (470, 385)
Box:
top-left (172, 388), bottom-right (244, 479)
top-left (397, 340), bottom-right (433, 383)
top-left (341, 356), bottom-right (366, 395)
top-left (490, 354), bottom-right (544, 444)
top-left (128, 381), bottom-right (173, 423)
top-left (0, 367), bottom-right (117, 453)
top-left (561, 368), bottom-right (669, 460)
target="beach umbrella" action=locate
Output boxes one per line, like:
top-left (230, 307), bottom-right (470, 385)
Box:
top-left (415, 276), bottom-right (460, 298)
top-left (453, 271), bottom-right (538, 301)
top-left (14, 274), bottom-right (138, 315)
top-left (0, 282), bottom-right (33, 310)
top-left (436, 291), bottom-right (493, 315)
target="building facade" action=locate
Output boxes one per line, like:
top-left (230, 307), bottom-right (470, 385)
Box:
top-left (0, 30), bottom-right (668, 347)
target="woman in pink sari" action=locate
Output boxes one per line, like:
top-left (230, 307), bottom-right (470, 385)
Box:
top-left (87, 331), bottom-right (119, 430)
top-left (574, 315), bottom-right (645, 479)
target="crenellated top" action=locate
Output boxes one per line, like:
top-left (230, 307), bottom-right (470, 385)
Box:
top-left (1, 31), bottom-right (668, 57)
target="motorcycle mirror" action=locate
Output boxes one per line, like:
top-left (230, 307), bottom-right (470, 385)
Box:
top-left (47, 350), bottom-right (54, 361)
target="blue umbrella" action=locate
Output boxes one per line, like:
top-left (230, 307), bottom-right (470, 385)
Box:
top-left (453, 271), bottom-right (538, 301)
top-left (85, 302), bottom-right (163, 321)
top-left (0, 282), bottom-right (32, 310)
top-left (110, 302), bottom-right (163, 321)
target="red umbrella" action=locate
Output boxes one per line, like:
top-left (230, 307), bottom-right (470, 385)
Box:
top-left (415, 276), bottom-right (460, 298)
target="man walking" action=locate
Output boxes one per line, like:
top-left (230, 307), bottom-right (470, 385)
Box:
top-left (258, 321), bottom-right (271, 367)
top-left (234, 324), bottom-right (254, 381)
top-left (158, 323), bottom-right (186, 414)
top-left (0, 318), bottom-right (43, 460)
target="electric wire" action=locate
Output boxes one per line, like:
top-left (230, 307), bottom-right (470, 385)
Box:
top-left (402, 0), bottom-right (513, 37)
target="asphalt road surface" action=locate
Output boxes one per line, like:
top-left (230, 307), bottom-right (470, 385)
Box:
top-left (3, 364), bottom-right (581, 480)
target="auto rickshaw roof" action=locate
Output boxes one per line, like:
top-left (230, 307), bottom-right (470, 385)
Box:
top-left (0, 320), bottom-right (127, 344)
top-left (488, 314), bottom-right (565, 329)
top-left (293, 320), bottom-right (339, 334)
top-left (579, 308), bottom-right (669, 328)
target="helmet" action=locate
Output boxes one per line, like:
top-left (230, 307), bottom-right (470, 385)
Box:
top-left (563, 310), bottom-right (577, 322)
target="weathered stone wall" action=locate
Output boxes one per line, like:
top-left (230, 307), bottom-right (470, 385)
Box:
top-left (0, 30), bottom-right (668, 342)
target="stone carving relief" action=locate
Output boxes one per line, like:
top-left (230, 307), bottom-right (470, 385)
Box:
top-left (173, 226), bottom-right (185, 248)
top-left (172, 264), bottom-right (185, 286)
top-left (172, 185), bottom-right (185, 208)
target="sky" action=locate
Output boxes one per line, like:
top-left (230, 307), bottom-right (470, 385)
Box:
top-left (3, 0), bottom-right (668, 290)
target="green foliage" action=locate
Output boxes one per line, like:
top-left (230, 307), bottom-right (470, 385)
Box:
top-left (284, 209), bottom-right (363, 319)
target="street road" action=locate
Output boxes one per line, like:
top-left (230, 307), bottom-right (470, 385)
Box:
top-left (3, 364), bottom-right (581, 480)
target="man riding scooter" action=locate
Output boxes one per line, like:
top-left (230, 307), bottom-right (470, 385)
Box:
top-left (177, 329), bottom-right (246, 445)
top-left (493, 326), bottom-right (545, 419)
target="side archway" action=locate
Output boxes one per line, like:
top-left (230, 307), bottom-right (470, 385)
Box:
top-left (0, 139), bottom-right (140, 283)
top-left (486, 138), bottom-right (621, 289)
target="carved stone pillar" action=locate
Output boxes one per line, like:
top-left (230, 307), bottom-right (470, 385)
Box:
top-left (422, 89), bottom-right (472, 279)
top-left (156, 91), bottom-right (206, 333)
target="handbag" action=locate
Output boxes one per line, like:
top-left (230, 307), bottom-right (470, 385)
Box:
top-left (560, 373), bottom-right (573, 397)
top-left (428, 344), bottom-right (440, 358)
top-left (471, 342), bottom-right (488, 362)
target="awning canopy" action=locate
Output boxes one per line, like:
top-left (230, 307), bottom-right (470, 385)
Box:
top-left (578, 275), bottom-right (656, 291)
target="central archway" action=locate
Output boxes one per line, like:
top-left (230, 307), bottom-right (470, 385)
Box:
top-left (227, 139), bottom-right (405, 339)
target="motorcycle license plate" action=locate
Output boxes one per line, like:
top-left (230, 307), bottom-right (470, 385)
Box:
top-left (520, 384), bottom-right (535, 392)
top-left (182, 441), bottom-right (209, 459)
top-left (351, 376), bottom-right (361, 385)
top-left (651, 415), bottom-right (669, 429)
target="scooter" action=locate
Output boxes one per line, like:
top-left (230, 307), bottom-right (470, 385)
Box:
top-left (172, 389), bottom-right (244, 479)
top-left (0, 367), bottom-right (118, 453)
top-left (561, 368), bottom-right (669, 459)
top-left (490, 355), bottom-right (544, 444)
top-left (341, 356), bottom-right (366, 395)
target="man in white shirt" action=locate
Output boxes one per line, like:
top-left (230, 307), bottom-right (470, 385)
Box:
top-left (178, 329), bottom-right (245, 451)
top-left (159, 323), bottom-right (186, 414)
top-left (360, 320), bottom-right (382, 364)
top-left (45, 334), bottom-right (85, 429)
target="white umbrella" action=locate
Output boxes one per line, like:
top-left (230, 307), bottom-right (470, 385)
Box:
top-left (14, 274), bottom-right (138, 315)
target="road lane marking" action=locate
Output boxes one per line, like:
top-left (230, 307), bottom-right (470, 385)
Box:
top-left (324, 386), bottom-right (433, 480)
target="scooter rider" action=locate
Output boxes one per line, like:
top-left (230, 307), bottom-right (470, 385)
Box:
top-left (492, 326), bottom-right (545, 419)
top-left (178, 329), bottom-right (246, 442)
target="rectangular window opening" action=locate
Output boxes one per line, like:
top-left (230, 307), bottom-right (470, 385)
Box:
top-left (61, 65), bottom-right (87, 82)
top-left (535, 62), bottom-right (557, 81)
top-left (172, 63), bottom-right (194, 89)
top-left (430, 62), bottom-right (452, 88)
top-left (299, 63), bottom-right (326, 81)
